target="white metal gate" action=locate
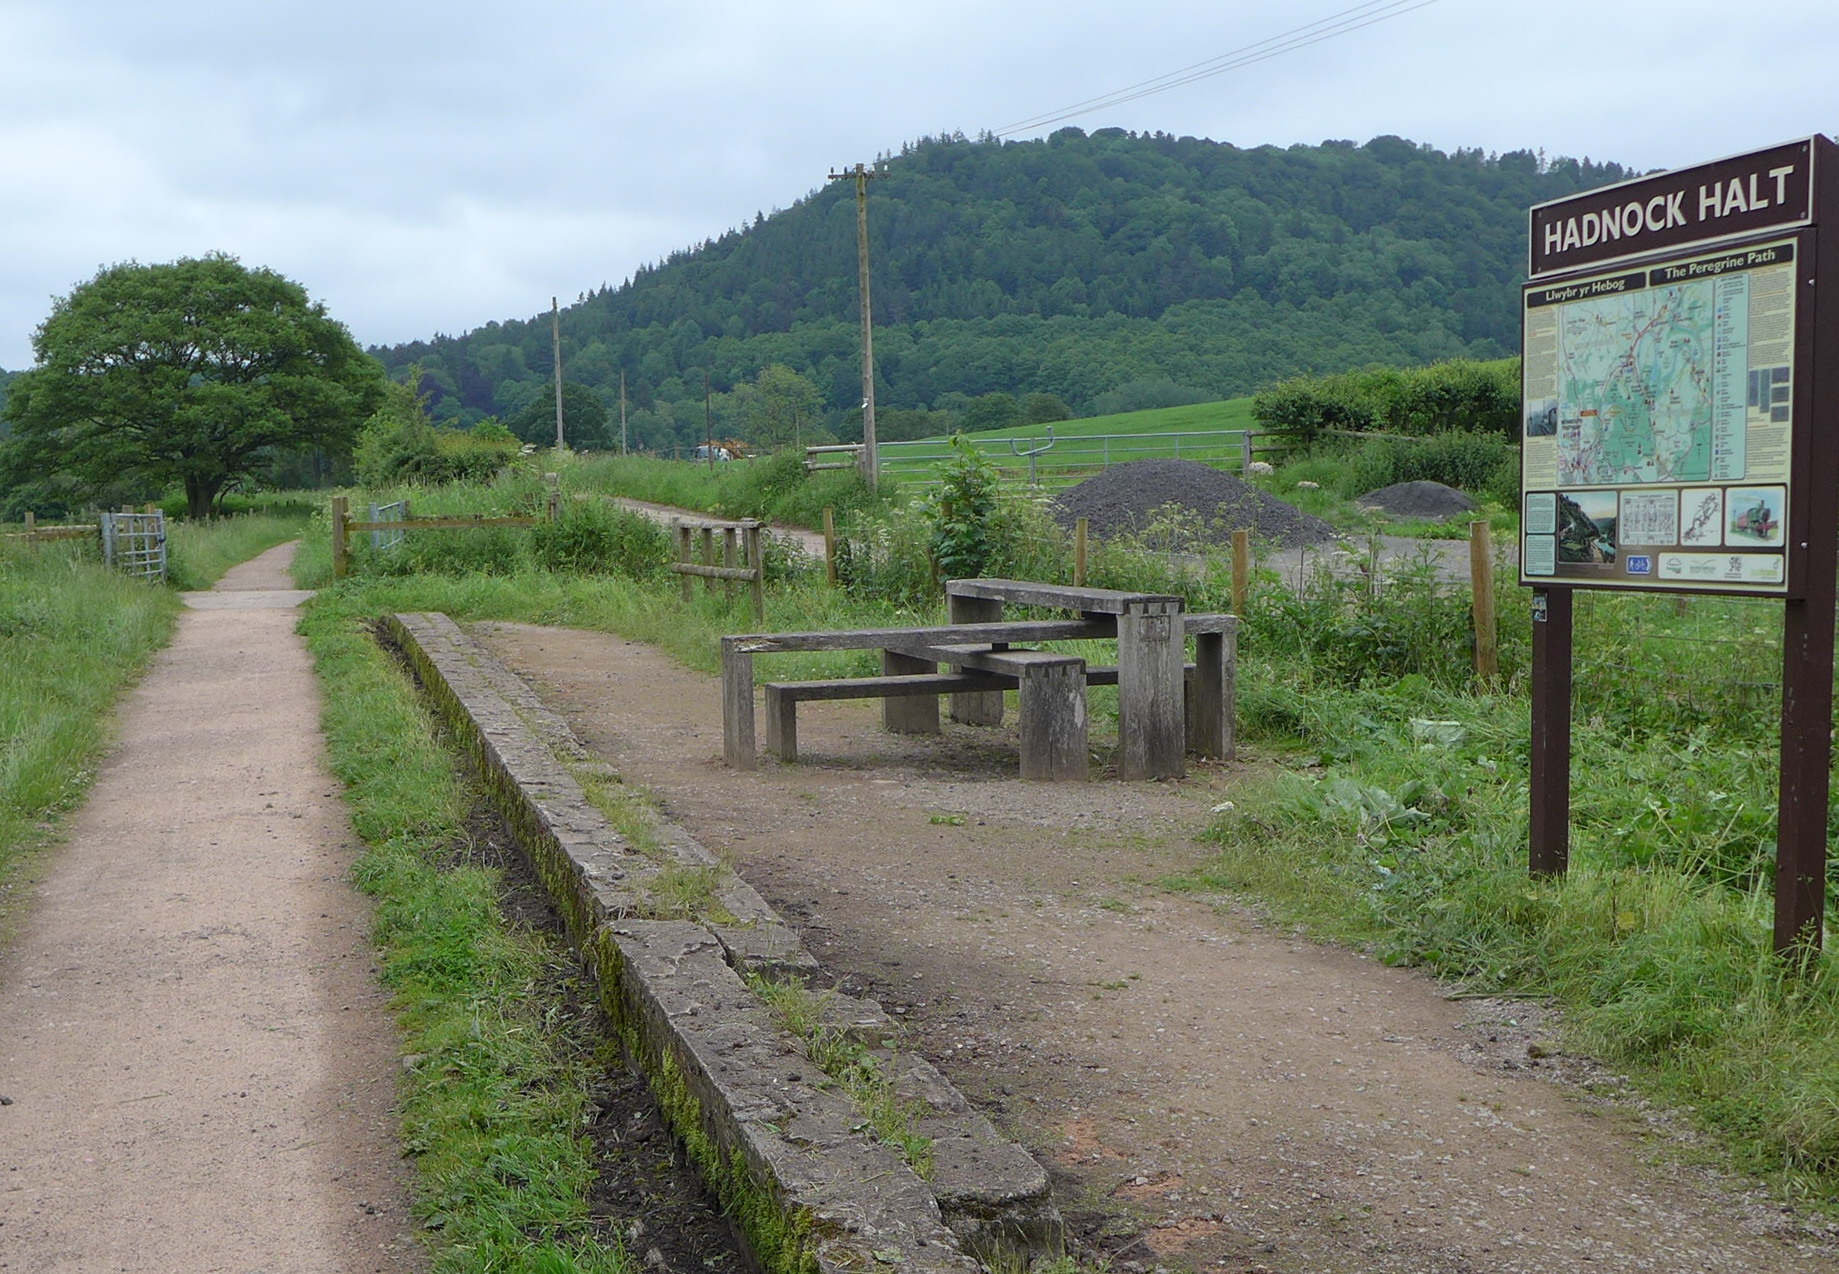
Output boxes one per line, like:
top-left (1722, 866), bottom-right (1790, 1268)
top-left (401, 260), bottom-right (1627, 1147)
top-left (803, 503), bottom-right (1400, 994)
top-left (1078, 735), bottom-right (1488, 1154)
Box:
top-left (100, 511), bottom-right (167, 582)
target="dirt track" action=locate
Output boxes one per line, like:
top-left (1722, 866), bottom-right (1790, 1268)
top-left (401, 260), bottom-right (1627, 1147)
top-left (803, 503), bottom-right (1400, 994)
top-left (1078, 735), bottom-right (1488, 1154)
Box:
top-left (0, 544), bottom-right (420, 1273)
top-left (479, 619), bottom-right (1839, 1274)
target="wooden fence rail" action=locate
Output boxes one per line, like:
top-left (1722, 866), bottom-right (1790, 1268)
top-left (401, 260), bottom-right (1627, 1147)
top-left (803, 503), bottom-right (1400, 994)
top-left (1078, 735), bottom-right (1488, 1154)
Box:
top-left (672, 519), bottom-right (764, 622)
top-left (331, 482), bottom-right (560, 579)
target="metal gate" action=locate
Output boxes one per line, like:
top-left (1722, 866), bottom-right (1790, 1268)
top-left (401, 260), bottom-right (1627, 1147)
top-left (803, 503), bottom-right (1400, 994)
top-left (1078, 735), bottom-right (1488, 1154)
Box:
top-left (100, 511), bottom-right (167, 582)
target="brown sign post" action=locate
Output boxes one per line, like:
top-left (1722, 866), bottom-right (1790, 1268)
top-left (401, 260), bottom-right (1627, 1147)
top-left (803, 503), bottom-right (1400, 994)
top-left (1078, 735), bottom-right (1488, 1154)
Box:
top-left (1522, 136), bottom-right (1839, 958)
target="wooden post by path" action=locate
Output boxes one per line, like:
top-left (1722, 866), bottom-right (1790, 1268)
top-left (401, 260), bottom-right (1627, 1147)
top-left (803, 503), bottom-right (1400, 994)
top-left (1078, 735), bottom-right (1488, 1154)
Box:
top-left (722, 526), bottom-right (738, 603)
top-left (746, 523), bottom-right (765, 623)
top-left (699, 527), bottom-right (715, 597)
top-left (331, 496), bottom-right (349, 579)
top-left (545, 473), bottom-right (560, 522)
top-left (1231, 529), bottom-right (1250, 615)
top-left (1470, 520), bottom-right (1498, 683)
top-left (823, 507), bottom-right (837, 586)
top-left (676, 524), bottom-right (694, 603)
top-left (1074, 517), bottom-right (1088, 587)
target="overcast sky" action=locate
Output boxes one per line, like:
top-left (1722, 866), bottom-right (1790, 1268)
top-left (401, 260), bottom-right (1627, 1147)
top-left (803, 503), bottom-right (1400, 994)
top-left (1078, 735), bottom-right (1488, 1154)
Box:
top-left (2, 0), bottom-right (1835, 370)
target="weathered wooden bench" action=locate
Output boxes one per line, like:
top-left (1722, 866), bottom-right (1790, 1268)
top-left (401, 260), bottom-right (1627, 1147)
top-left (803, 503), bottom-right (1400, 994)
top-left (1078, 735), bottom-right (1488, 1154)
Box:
top-left (720, 579), bottom-right (1238, 782)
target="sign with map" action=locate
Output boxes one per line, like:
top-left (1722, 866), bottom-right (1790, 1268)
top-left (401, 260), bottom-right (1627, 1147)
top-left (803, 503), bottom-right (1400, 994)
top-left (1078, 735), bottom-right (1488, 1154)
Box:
top-left (1520, 236), bottom-right (1800, 592)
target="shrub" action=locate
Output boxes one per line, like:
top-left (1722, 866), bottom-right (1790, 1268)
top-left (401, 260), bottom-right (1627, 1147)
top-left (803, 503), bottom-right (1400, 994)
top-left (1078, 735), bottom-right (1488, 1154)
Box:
top-left (1340, 430), bottom-right (1518, 502)
top-left (530, 502), bottom-right (670, 578)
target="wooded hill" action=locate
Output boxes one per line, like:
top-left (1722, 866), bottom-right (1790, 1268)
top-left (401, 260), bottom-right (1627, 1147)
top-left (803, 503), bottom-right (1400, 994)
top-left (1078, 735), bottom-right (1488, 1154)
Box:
top-left (374, 130), bottom-right (1629, 450)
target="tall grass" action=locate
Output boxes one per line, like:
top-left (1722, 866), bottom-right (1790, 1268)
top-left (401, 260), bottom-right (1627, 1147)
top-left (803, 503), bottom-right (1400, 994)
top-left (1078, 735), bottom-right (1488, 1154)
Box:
top-left (300, 587), bottom-right (634, 1273)
top-left (0, 542), bottom-right (180, 909)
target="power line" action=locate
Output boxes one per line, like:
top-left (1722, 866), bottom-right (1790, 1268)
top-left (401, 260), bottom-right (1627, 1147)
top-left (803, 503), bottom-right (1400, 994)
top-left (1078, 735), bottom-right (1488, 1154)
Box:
top-left (992, 0), bottom-right (1440, 139)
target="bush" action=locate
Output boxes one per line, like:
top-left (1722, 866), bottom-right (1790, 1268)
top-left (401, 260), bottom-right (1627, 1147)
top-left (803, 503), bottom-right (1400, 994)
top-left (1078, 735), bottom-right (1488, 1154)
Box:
top-left (530, 502), bottom-right (670, 578)
top-left (1340, 430), bottom-right (1518, 503)
top-left (1254, 358), bottom-right (1520, 446)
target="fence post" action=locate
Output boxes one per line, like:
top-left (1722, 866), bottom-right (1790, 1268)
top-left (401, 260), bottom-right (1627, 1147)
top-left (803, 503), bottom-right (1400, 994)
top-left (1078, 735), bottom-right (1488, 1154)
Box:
top-left (101, 512), bottom-right (116, 568)
top-left (331, 496), bottom-right (349, 579)
top-left (1470, 520), bottom-right (1498, 683)
top-left (823, 507), bottom-right (837, 586)
top-left (1241, 432), bottom-right (1253, 471)
top-left (699, 527), bottom-right (716, 597)
top-left (545, 472), bottom-right (560, 522)
top-left (722, 526), bottom-right (738, 603)
top-left (746, 522), bottom-right (765, 622)
top-left (1074, 517), bottom-right (1088, 587)
top-left (676, 523), bottom-right (693, 603)
top-left (23, 511), bottom-right (34, 540)
top-left (1231, 529), bottom-right (1250, 615)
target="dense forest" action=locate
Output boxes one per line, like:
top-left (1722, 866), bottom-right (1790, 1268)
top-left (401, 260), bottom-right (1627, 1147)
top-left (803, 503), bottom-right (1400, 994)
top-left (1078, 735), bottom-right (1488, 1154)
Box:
top-left (377, 129), bottom-right (1627, 451)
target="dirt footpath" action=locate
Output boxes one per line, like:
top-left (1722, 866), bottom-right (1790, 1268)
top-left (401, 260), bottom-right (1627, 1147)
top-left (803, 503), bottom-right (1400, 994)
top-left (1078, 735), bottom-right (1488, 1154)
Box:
top-left (0, 543), bottom-right (420, 1273)
top-left (479, 620), bottom-right (1838, 1274)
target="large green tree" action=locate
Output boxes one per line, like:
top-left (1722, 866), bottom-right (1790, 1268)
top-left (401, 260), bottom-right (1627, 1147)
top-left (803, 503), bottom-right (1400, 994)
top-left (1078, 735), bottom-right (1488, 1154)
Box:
top-left (2, 255), bottom-right (385, 518)
top-left (506, 382), bottom-right (610, 448)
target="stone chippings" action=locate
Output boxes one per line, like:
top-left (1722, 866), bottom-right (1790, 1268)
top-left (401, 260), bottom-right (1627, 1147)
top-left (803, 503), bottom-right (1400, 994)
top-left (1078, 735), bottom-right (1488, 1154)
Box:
top-left (386, 612), bottom-right (1059, 1274)
top-left (1355, 480), bottom-right (1479, 520)
top-left (1054, 458), bottom-right (1339, 550)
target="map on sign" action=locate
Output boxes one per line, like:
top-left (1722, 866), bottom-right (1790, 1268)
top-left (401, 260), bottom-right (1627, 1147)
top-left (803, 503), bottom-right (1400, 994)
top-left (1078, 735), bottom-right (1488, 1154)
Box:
top-left (1555, 282), bottom-right (1724, 486)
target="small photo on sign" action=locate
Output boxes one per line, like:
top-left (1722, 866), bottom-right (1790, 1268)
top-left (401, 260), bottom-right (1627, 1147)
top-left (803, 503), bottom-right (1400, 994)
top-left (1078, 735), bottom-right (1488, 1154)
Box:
top-left (1725, 486), bottom-right (1785, 547)
top-left (1678, 488), bottom-right (1724, 547)
top-left (1558, 490), bottom-right (1617, 565)
top-left (1525, 397), bottom-right (1558, 437)
top-left (1618, 490), bottom-right (1678, 546)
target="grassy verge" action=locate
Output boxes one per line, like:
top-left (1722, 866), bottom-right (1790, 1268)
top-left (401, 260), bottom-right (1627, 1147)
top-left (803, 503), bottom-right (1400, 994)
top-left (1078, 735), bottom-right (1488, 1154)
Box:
top-left (299, 586), bottom-right (634, 1273)
top-left (0, 540), bottom-right (180, 934)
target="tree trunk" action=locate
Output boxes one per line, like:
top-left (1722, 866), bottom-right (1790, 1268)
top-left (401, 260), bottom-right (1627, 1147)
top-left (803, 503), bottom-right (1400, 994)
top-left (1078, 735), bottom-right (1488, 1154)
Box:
top-left (184, 475), bottom-right (222, 521)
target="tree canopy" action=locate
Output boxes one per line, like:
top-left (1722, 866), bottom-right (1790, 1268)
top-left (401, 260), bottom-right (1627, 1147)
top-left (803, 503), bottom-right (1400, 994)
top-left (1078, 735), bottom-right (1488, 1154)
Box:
top-left (2, 255), bottom-right (384, 517)
top-left (506, 382), bottom-right (611, 448)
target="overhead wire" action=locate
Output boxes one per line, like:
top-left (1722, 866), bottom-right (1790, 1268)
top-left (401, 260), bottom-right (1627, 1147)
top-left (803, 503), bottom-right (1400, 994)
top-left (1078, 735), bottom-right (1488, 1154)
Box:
top-left (991, 0), bottom-right (1440, 138)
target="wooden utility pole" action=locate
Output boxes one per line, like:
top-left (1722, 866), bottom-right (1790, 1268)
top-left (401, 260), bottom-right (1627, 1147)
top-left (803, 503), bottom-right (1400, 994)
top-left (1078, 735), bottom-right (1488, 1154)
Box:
top-left (620, 370), bottom-right (629, 455)
top-left (551, 297), bottom-right (565, 450)
top-left (827, 162), bottom-right (888, 490)
top-left (704, 371), bottom-right (715, 470)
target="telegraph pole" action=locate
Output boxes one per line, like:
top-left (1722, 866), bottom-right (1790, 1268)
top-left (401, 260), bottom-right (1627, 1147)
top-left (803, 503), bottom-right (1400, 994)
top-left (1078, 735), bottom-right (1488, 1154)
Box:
top-left (827, 162), bottom-right (888, 490)
top-left (551, 297), bottom-right (565, 450)
top-left (619, 370), bottom-right (629, 455)
top-left (704, 371), bottom-right (715, 470)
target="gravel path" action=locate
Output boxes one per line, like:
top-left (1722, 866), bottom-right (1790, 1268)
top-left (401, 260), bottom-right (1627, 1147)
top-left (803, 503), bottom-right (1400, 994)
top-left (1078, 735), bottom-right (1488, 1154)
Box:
top-left (0, 543), bottom-right (420, 1273)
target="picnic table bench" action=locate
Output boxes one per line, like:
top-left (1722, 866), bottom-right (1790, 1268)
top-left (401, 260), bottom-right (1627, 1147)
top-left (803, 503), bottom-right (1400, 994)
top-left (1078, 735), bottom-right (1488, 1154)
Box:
top-left (719, 579), bottom-right (1238, 781)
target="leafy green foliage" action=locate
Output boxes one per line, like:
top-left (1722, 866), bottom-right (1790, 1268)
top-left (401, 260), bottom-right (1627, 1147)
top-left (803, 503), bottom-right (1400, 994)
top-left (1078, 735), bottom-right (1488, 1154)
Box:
top-left (530, 502), bottom-right (670, 578)
top-left (356, 373), bottom-right (521, 487)
top-left (374, 133), bottom-right (1622, 448)
top-left (1339, 431), bottom-right (1520, 505)
top-left (508, 383), bottom-right (611, 448)
top-left (1253, 358), bottom-right (1521, 445)
top-left (1, 255), bottom-right (384, 519)
top-left (930, 437), bottom-right (1002, 580)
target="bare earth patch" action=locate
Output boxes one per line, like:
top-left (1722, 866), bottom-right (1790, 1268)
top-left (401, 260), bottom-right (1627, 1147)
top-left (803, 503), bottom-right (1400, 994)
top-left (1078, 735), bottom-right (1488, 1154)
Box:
top-left (478, 620), bottom-right (1839, 1274)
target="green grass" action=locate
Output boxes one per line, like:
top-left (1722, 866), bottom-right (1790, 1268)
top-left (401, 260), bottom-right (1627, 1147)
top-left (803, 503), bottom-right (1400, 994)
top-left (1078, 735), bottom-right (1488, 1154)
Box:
top-left (298, 584), bottom-right (635, 1274)
top-left (957, 396), bottom-right (1256, 444)
top-left (165, 506), bottom-right (317, 589)
top-left (0, 540), bottom-right (180, 936)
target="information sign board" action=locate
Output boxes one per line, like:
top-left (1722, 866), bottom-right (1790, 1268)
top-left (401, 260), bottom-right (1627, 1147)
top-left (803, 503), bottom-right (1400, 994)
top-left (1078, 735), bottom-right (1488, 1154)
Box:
top-left (1520, 139), bottom-right (1822, 596)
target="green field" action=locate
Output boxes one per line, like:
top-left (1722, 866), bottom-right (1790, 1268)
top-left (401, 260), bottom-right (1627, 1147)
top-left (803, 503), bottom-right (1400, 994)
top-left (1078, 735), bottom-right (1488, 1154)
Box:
top-left (879, 396), bottom-right (1259, 489)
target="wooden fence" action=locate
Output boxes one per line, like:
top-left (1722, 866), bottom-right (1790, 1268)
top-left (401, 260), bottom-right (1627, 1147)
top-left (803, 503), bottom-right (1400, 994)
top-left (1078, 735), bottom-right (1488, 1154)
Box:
top-left (3, 508), bottom-right (168, 583)
top-left (330, 484), bottom-right (560, 579)
top-left (670, 518), bottom-right (765, 622)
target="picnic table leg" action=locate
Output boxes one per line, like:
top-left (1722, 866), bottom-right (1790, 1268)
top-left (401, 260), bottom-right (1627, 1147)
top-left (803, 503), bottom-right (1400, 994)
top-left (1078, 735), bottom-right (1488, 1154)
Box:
top-left (881, 651), bottom-right (940, 734)
top-left (764, 684), bottom-right (797, 761)
top-left (721, 638), bottom-right (757, 769)
top-left (1019, 660), bottom-right (1088, 781)
top-left (1185, 625), bottom-right (1237, 761)
top-left (946, 593), bottom-right (1006, 725)
top-left (1118, 600), bottom-right (1186, 780)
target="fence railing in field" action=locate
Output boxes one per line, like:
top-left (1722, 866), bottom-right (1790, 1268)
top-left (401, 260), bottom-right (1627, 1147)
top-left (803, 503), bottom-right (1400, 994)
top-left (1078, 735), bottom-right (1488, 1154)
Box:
top-left (100, 510), bottom-right (168, 582)
top-left (331, 481), bottom-right (560, 579)
top-left (809, 429), bottom-right (1283, 492)
top-left (2, 511), bottom-right (99, 544)
top-left (370, 500), bottom-right (409, 552)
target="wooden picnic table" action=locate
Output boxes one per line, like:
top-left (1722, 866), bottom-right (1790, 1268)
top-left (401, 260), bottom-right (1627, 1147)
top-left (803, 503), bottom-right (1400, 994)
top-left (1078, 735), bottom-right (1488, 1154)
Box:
top-left (719, 579), bottom-right (1238, 781)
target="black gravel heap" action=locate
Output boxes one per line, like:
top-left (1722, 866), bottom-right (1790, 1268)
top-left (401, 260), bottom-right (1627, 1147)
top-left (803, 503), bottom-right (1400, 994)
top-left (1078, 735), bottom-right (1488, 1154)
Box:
top-left (1053, 459), bottom-right (1339, 550)
top-left (1355, 480), bottom-right (1478, 520)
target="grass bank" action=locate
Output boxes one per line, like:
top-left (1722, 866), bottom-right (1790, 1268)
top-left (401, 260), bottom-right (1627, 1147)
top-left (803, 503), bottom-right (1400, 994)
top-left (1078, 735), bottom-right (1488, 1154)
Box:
top-left (299, 584), bottom-right (635, 1273)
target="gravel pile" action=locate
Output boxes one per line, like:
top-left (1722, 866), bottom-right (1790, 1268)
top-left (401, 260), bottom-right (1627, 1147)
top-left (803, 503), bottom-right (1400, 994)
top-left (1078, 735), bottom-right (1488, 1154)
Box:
top-left (1054, 459), bottom-right (1338, 550)
top-left (1355, 480), bottom-right (1477, 520)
